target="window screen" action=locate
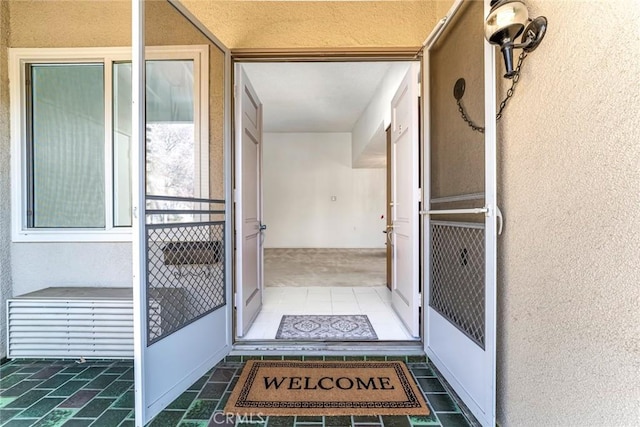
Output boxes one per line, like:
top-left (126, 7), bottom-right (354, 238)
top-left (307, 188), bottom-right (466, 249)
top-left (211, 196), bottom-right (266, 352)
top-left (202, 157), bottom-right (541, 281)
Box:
top-left (113, 62), bottom-right (133, 227)
top-left (29, 64), bottom-right (106, 228)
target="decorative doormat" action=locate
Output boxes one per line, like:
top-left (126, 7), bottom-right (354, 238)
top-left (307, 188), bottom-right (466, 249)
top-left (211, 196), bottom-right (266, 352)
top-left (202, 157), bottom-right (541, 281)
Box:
top-left (224, 360), bottom-right (430, 416)
top-left (275, 315), bottom-right (378, 340)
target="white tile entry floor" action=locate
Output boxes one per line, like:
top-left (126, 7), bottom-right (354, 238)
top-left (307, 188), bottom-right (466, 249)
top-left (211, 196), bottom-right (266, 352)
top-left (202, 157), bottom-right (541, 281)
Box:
top-left (240, 286), bottom-right (417, 341)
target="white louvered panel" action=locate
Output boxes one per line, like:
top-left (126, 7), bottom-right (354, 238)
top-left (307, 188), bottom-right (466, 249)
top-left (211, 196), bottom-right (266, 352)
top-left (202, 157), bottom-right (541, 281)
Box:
top-left (7, 299), bottom-right (134, 359)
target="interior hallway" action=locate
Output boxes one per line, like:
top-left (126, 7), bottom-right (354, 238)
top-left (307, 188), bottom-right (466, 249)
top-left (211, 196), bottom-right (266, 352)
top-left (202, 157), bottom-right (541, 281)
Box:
top-left (249, 248), bottom-right (408, 341)
top-left (264, 249), bottom-right (386, 287)
top-left (241, 286), bottom-right (414, 341)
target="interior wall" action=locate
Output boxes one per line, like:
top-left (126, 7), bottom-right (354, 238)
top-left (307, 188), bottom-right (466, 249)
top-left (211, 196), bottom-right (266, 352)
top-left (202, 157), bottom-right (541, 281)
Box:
top-left (496, 0), bottom-right (640, 425)
top-left (0, 0), bottom-right (12, 359)
top-left (263, 132), bottom-right (386, 249)
top-left (352, 63), bottom-right (412, 168)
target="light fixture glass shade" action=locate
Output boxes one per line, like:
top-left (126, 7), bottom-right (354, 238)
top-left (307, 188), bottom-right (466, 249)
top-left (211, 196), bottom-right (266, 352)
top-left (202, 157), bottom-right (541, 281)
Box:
top-left (484, 0), bottom-right (529, 44)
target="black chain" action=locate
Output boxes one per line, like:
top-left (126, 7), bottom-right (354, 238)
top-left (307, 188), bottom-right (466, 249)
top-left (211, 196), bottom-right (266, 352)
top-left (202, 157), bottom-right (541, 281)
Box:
top-left (456, 98), bottom-right (485, 133)
top-left (457, 51), bottom-right (528, 133)
top-left (496, 52), bottom-right (527, 121)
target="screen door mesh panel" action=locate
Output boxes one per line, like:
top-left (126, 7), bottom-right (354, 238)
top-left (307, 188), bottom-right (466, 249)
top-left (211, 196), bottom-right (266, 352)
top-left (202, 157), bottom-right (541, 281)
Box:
top-left (430, 222), bottom-right (485, 348)
top-left (146, 221), bottom-right (225, 345)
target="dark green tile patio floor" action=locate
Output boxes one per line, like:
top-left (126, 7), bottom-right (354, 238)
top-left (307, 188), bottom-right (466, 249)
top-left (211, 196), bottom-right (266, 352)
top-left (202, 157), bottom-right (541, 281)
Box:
top-left (1, 356), bottom-right (476, 427)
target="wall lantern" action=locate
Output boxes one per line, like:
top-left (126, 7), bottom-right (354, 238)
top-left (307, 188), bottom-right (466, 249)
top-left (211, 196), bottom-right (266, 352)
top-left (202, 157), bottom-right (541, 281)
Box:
top-left (454, 0), bottom-right (548, 132)
top-left (485, 0), bottom-right (547, 78)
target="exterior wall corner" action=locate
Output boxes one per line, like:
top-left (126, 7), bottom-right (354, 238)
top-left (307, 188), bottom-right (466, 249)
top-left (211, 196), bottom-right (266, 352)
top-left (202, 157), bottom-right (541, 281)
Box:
top-left (0, 0), bottom-right (13, 360)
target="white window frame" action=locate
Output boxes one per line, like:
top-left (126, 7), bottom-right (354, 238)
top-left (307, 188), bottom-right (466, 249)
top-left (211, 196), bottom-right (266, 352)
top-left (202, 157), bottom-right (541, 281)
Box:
top-left (9, 45), bottom-right (209, 242)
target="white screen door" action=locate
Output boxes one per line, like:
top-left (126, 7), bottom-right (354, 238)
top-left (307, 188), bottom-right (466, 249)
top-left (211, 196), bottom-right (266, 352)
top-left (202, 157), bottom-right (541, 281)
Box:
top-left (132, 1), bottom-right (233, 424)
top-left (423, 0), bottom-right (497, 426)
top-left (390, 64), bottom-right (421, 338)
top-left (234, 65), bottom-right (264, 337)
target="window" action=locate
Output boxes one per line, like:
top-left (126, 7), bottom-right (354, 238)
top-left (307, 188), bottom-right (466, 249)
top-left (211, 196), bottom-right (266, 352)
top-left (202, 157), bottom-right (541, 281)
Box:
top-left (28, 63), bottom-right (106, 228)
top-left (10, 46), bottom-right (209, 241)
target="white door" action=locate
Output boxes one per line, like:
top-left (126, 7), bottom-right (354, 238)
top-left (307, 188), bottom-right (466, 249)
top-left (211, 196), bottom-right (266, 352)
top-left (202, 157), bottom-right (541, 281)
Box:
top-left (390, 64), bottom-right (421, 338)
top-left (132, 3), bottom-right (233, 425)
top-left (234, 65), bottom-right (264, 337)
top-left (423, 1), bottom-right (497, 426)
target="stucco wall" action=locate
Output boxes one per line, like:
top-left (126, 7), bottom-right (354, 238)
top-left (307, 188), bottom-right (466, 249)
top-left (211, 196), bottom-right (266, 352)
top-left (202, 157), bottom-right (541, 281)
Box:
top-left (9, 0), bottom-right (131, 47)
top-left (496, 0), bottom-right (640, 425)
top-left (0, 0), bottom-right (12, 360)
top-left (11, 243), bottom-right (133, 297)
top-left (181, 0), bottom-right (442, 49)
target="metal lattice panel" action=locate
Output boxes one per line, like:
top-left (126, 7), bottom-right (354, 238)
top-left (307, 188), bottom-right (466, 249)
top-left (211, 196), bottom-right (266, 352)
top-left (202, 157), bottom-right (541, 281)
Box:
top-left (146, 221), bottom-right (225, 345)
top-left (430, 222), bottom-right (485, 348)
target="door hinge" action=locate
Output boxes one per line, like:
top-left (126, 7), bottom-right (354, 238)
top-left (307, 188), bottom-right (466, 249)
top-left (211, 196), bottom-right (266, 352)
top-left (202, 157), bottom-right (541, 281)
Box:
top-left (233, 188), bottom-right (238, 203)
top-left (234, 292), bottom-right (238, 308)
top-left (417, 188), bottom-right (422, 203)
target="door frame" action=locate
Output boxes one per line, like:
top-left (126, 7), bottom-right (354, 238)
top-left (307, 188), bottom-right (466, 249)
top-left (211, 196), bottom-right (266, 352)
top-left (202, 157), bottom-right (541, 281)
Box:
top-left (229, 54), bottom-right (424, 345)
top-left (386, 125), bottom-right (393, 291)
top-left (132, 0), bottom-right (498, 422)
top-left (390, 63), bottom-right (421, 338)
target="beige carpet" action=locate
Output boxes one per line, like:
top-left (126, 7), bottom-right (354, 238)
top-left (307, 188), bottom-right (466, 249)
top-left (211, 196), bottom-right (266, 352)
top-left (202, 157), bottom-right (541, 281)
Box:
top-left (264, 248), bottom-right (386, 287)
top-left (224, 360), bottom-right (430, 416)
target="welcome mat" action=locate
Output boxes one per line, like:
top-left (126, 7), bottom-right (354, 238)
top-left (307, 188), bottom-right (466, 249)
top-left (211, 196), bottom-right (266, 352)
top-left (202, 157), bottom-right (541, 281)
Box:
top-left (275, 315), bottom-right (378, 340)
top-left (224, 360), bottom-right (430, 416)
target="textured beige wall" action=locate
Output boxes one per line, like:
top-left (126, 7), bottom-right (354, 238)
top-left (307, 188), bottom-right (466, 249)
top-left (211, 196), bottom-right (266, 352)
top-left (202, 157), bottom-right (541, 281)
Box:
top-left (496, 0), bottom-right (640, 425)
top-left (435, 0), bottom-right (454, 19)
top-left (181, 0), bottom-right (442, 49)
top-left (0, 0), bottom-right (12, 360)
top-left (9, 0), bottom-right (131, 47)
top-left (8, 0), bottom-right (450, 51)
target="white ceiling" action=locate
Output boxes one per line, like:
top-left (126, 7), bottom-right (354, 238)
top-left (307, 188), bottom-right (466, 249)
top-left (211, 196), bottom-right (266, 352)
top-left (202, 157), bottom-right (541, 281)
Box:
top-left (242, 62), bottom-right (395, 133)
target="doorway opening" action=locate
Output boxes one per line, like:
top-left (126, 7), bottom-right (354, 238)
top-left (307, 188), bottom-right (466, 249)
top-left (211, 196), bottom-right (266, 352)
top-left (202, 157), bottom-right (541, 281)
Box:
top-left (232, 60), bottom-right (421, 343)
